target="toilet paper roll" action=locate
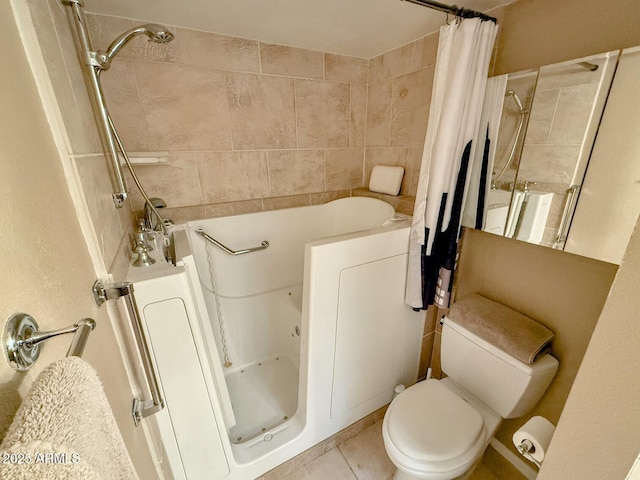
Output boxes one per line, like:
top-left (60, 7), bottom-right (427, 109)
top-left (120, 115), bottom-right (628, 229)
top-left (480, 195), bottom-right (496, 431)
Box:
top-left (512, 416), bottom-right (555, 464)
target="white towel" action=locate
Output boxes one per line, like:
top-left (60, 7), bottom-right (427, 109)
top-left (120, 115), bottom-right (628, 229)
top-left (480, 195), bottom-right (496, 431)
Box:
top-left (0, 357), bottom-right (138, 480)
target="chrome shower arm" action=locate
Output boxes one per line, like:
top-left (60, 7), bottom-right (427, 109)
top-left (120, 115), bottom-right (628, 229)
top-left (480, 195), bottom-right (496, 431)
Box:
top-left (99, 24), bottom-right (175, 69)
top-left (102, 27), bottom-right (149, 64)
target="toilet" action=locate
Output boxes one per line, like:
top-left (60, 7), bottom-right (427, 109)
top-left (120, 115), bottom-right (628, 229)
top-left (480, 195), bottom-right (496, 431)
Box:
top-left (382, 316), bottom-right (558, 480)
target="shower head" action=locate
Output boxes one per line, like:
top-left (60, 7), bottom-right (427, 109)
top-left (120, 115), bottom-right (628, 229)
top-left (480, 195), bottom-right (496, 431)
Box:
top-left (577, 61), bottom-right (599, 71)
top-left (506, 90), bottom-right (527, 114)
top-left (97, 23), bottom-right (174, 69)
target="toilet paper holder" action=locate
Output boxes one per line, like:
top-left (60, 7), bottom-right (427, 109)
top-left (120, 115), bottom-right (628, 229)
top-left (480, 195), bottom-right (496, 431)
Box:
top-left (516, 439), bottom-right (542, 468)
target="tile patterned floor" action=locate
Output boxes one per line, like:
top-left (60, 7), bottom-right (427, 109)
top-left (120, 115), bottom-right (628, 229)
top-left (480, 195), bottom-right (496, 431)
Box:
top-left (261, 420), bottom-right (502, 480)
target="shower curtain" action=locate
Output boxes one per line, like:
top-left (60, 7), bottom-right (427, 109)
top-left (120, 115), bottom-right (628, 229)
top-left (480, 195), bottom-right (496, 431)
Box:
top-left (462, 74), bottom-right (508, 230)
top-left (405, 17), bottom-right (498, 310)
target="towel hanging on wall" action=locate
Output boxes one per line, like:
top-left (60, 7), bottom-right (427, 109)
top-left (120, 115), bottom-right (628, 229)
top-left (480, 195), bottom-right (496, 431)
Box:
top-left (406, 17), bottom-right (498, 309)
top-left (0, 357), bottom-right (138, 480)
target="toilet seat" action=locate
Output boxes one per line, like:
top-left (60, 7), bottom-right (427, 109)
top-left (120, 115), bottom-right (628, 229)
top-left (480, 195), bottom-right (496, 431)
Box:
top-left (383, 379), bottom-right (487, 479)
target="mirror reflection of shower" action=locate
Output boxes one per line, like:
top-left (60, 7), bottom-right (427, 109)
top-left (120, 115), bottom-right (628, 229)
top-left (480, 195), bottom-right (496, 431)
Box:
top-left (491, 90), bottom-right (528, 188)
top-left (481, 52), bottom-right (617, 249)
top-left (481, 70), bottom-right (537, 238)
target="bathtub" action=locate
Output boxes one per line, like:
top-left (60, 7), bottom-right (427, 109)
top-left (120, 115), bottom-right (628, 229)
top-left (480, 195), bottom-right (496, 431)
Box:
top-left (128, 197), bottom-right (423, 480)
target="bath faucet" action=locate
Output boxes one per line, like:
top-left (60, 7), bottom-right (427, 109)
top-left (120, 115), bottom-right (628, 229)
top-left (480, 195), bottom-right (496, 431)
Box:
top-left (144, 197), bottom-right (167, 231)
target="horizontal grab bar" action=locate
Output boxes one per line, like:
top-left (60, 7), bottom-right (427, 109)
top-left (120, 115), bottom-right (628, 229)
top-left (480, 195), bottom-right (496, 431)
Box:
top-left (196, 228), bottom-right (269, 255)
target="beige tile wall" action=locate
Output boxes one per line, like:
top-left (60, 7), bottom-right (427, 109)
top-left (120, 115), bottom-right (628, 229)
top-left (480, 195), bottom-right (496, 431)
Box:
top-left (519, 66), bottom-right (601, 185)
top-left (88, 14), bottom-right (371, 223)
top-left (365, 34), bottom-right (439, 197)
top-left (35, 7), bottom-right (437, 270)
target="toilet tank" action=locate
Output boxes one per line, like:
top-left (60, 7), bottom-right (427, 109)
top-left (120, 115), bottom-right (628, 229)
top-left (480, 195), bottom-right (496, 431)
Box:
top-left (441, 317), bottom-right (558, 419)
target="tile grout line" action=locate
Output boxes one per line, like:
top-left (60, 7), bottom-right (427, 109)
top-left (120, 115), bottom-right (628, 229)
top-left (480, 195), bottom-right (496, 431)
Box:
top-left (336, 444), bottom-right (360, 480)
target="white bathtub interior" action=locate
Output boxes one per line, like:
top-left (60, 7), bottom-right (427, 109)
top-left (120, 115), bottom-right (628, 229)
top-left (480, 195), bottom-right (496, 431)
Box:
top-left (184, 197), bottom-right (396, 444)
top-left (129, 197), bottom-right (423, 480)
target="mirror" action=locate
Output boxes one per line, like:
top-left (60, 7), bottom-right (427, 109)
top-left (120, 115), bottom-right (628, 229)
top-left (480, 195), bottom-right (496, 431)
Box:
top-left (480, 51), bottom-right (619, 255)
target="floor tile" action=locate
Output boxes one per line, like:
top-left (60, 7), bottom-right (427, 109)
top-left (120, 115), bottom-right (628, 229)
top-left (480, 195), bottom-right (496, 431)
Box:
top-left (267, 449), bottom-right (357, 480)
top-left (305, 449), bottom-right (357, 480)
top-left (263, 416), bottom-right (505, 480)
top-left (339, 421), bottom-right (396, 480)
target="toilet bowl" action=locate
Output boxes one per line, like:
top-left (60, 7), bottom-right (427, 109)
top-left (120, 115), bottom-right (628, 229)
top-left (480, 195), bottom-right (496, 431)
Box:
top-left (382, 378), bottom-right (500, 480)
top-left (382, 316), bottom-right (558, 480)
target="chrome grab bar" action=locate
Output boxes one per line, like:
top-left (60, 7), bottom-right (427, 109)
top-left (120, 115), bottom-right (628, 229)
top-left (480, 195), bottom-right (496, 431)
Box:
top-left (93, 281), bottom-right (165, 425)
top-left (555, 184), bottom-right (581, 247)
top-left (4, 313), bottom-right (96, 371)
top-left (196, 228), bottom-right (269, 255)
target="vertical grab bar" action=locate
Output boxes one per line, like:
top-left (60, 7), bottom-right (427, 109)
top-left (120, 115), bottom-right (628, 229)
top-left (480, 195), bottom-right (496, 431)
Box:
top-left (93, 281), bottom-right (164, 425)
top-left (555, 184), bottom-right (581, 247)
top-left (63, 0), bottom-right (128, 207)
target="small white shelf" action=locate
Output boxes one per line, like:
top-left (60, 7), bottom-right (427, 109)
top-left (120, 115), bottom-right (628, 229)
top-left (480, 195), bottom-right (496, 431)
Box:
top-left (119, 151), bottom-right (169, 165)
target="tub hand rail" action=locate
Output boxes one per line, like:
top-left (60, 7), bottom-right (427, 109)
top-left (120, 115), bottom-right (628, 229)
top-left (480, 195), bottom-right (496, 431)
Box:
top-left (196, 228), bottom-right (269, 255)
top-left (92, 281), bottom-right (165, 426)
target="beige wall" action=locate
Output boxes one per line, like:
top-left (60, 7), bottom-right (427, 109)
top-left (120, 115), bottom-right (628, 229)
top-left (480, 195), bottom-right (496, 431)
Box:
top-left (0, 1), bottom-right (155, 477)
top-left (537, 209), bottom-right (640, 479)
top-left (454, 229), bottom-right (617, 461)
top-left (494, 0), bottom-right (640, 75)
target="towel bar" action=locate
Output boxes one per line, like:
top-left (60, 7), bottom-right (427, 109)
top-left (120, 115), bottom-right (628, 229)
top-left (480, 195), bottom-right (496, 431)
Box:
top-left (3, 313), bottom-right (96, 371)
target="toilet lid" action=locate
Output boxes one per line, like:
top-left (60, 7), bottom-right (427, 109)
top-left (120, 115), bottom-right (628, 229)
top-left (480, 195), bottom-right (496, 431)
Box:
top-left (387, 379), bottom-right (484, 462)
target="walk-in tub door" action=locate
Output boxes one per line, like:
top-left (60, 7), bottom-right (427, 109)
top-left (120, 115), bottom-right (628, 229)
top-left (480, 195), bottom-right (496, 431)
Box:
top-left (134, 270), bottom-right (230, 480)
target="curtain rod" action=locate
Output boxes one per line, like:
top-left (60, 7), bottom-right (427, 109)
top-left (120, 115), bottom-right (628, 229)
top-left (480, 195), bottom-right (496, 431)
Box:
top-left (402, 0), bottom-right (497, 22)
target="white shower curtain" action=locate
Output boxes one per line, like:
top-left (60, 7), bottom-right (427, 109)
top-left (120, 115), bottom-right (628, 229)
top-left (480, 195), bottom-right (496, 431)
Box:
top-left (462, 74), bottom-right (508, 230)
top-left (406, 17), bottom-right (498, 310)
